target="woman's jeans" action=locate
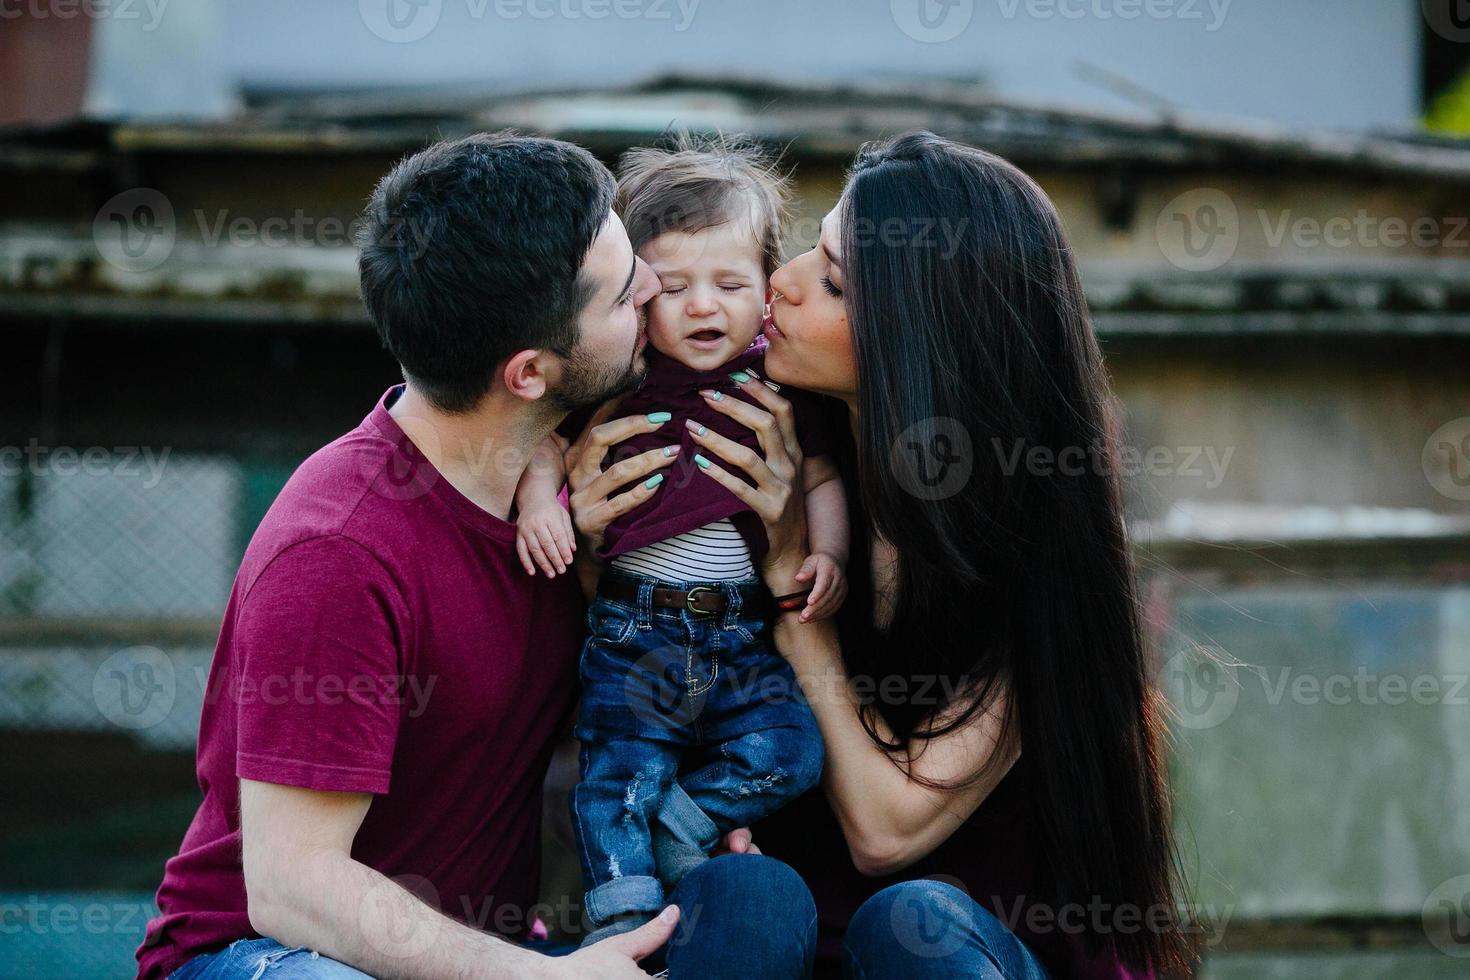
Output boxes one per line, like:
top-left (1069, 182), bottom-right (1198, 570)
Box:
top-left (168, 854), bottom-right (817, 979)
top-left (571, 571), bottom-right (824, 929)
top-left (842, 880), bottom-right (1054, 980)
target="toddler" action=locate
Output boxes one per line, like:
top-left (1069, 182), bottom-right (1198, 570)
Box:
top-left (513, 135), bottom-right (848, 945)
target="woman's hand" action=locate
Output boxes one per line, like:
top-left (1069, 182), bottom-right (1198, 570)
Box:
top-left (564, 401), bottom-right (681, 556)
top-left (684, 378), bottom-right (809, 595)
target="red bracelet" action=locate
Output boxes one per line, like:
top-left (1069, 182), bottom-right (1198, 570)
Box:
top-left (774, 589), bottom-right (812, 611)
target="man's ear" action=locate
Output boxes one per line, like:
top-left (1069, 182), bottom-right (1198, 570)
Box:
top-left (502, 349), bottom-right (554, 403)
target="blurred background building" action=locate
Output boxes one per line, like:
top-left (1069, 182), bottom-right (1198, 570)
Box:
top-left (2, 1), bottom-right (1470, 976)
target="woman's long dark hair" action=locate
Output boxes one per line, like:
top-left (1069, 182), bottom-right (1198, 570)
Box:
top-left (835, 131), bottom-right (1195, 975)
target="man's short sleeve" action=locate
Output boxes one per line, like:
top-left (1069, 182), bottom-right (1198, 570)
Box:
top-left (232, 535), bottom-right (410, 795)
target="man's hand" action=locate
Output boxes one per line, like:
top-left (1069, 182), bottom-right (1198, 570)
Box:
top-left (545, 906), bottom-right (681, 979)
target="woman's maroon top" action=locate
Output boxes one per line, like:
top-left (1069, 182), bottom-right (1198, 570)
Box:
top-left (752, 410), bottom-right (1153, 979)
top-left (754, 755), bottom-right (1153, 979)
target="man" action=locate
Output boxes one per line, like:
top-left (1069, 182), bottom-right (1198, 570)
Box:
top-left (137, 133), bottom-right (815, 979)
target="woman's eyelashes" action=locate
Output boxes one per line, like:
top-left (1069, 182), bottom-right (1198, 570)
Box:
top-left (820, 275), bottom-right (843, 298)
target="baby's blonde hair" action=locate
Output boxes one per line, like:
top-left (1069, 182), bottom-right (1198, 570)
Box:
top-left (616, 132), bottom-right (792, 276)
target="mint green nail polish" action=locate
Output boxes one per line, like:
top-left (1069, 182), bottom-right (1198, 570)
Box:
top-left (729, 371), bottom-right (751, 383)
top-left (694, 454), bottom-right (712, 469)
top-left (710, 391), bottom-right (723, 401)
top-left (662, 446), bottom-right (676, 457)
top-left (646, 411), bottom-right (672, 424)
top-left (696, 424), bottom-right (707, 436)
top-left (644, 473), bottom-right (665, 489)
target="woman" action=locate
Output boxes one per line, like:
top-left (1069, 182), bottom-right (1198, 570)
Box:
top-left (569, 131), bottom-right (1196, 979)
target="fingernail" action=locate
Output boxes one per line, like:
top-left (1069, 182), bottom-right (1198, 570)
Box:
top-left (763, 381), bottom-right (781, 391)
top-left (693, 454), bottom-right (712, 469)
top-left (684, 419), bottom-right (707, 436)
top-left (646, 411), bottom-right (672, 424)
top-left (700, 390), bottom-right (723, 401)
top-left (729, 371), bottom-right (751, 383)
top-left (662, 445), bottom-right (677, 457)
top-left (745, 367), bottom-right (761, 378)
top-left (660, 905), bottom-right (679, 923)
top-left (644, 473), bottom-right (665, 489)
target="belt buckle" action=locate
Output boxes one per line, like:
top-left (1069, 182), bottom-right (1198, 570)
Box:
top-left (684, 586), bottom-right (718, 616)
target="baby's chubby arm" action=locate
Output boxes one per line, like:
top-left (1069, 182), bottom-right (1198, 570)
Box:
top-left (794, 454), bottom-right (849, 622)
top-left (512, 432), bottom-right (576, 577)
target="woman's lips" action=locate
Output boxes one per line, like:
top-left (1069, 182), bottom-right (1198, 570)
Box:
top-left (763, 309), bottom-right (783, 339)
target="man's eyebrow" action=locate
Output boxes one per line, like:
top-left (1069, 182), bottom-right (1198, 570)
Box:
top-left (612, 257), bottom-right (636, 308)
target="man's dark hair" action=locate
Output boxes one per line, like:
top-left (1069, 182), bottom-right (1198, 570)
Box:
top-left (357, 131), bottom-right (616, 413)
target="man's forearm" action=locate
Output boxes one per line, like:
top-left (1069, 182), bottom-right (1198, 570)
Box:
top-left (252, 849), bottom-right (550, 980)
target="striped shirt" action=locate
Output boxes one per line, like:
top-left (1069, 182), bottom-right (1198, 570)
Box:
top-left (610, 517), bottom-right (755, 582)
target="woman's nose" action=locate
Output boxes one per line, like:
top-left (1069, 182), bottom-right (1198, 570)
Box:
top-left (769, 262), bottom-right (795, 303)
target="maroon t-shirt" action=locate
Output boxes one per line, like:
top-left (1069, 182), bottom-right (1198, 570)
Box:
top-left (556, 335), bottom-right (834, 566)
top-left (136, 386), bottom-right (583, 980)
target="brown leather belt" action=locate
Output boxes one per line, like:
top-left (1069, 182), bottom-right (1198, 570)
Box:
top-left (597, 575), bottom-right (767, 617)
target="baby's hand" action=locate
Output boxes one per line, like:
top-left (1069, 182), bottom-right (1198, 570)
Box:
top-left (793, 552), bottom-right (847, 623)
top-left (514, 501), bottom-right (576, 577)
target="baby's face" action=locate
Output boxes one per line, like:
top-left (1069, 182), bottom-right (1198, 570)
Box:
top-left (641, 220), bottom-right (767, 373)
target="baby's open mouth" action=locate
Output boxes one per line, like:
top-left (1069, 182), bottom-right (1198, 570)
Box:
top-left (688, 329), bottom-right (725, 343)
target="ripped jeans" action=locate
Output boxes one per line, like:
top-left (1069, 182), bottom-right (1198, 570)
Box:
top-left (169, 938), bottom-right (369, 979)
top-left (571, 570), bottom-right (824, 931)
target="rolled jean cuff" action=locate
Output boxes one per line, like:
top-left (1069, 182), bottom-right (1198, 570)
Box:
top-left (657, 781), bottom-right (719, 847)
top-left (585, 874), bottom-right (664, 927)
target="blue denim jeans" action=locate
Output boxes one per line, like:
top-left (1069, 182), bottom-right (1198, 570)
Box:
top-left (841, 880), bottom-right (1054, 979)
top-left (571, 570), bottom-right (824, 930)
top-left (170, 856), bottom-right (816, 979)
top-left (169, 938), bottom-right (371, 979)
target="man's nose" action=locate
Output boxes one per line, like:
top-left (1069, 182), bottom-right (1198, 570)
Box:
top-left (632, 257), bottom-right (660, 305)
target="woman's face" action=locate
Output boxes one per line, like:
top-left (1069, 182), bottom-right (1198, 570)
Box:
top-left (763, 206), bottom-right (858, 402)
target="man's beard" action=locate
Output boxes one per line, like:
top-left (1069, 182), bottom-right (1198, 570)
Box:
top-left (546, 333), bottom-right (647, 414)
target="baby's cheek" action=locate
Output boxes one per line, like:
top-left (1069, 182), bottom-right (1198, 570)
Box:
top-left (644, 298), bottom-right (683, 348)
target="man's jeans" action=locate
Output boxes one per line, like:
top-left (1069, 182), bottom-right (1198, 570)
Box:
top-left (842, 880), bottom-right (1054, 980)
top-left (169, 939), bottom-right (371, 979)
top-left (168, 854), bottom-right (817, 979)
top-left (571, 570), bottom-right (824, 930)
